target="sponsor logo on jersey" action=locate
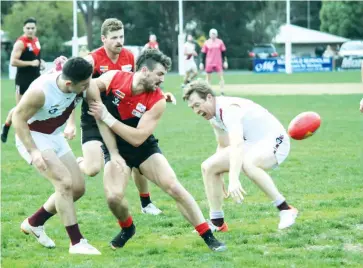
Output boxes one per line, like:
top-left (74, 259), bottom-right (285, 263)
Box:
top-left (132, 109), bottom-right (142, 118)
top-left (136, 103), bottom-right (146, 112)
top-left (114, 90), bottom-right (125, 100)
top-left (100, 65), bottom-right (109, 73)
top-left (121, 64), bottom-right (132, 72)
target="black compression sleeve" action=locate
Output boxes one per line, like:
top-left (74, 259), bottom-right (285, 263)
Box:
top-left (201, 52), bottom-right (206, 65)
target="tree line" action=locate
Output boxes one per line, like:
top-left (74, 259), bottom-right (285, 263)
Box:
top-left (2, 1), bottom-right (363, 69)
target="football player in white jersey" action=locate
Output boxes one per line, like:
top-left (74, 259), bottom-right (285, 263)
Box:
top-left (183, 79), bottom-right (298, 232)
top-left (12, 57), bottom-right (101, 255)
top-left (182, 34), bottom-right (198, 88)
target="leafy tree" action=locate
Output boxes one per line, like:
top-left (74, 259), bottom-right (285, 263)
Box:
top-left (3, 1), bottom-right (85, 60)
top-left (77, 0), bottom-right (96, 50)
top-left (290, 1), bottom-right (322, 30)
top-left (97, 1), bottom-right (282, 69)
top-left (320, 1), bottom-right (363, 39)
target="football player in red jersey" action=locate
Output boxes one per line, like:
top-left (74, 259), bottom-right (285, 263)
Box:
top-left (64, 18), bottom-right (166, 215)
top-left (1, 17), bottom-right (46, 143)
top-left (143, 34), bottom-right (159, 51)
top-left (87, 49), bottom-right (227, 252)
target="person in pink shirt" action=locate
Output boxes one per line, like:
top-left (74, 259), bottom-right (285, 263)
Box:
top-left (199, 28), bottom-right (228, 95)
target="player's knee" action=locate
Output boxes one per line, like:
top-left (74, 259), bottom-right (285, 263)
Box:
top-left (165, 181), bottom-right (184, 200)
top-left (83, 164), bottom-right (102, 177)
top-left (55, 176), bottom-right (73, 195)
top-left (201, 159), bottom-right (217, 175)
top-left (106, 190), bottom-right (125, 207)
top-left (73, 184), bottom-right (86, 200)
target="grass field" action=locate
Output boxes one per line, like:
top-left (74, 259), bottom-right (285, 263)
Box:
top-left (1, 72), bottom-right (363, 267)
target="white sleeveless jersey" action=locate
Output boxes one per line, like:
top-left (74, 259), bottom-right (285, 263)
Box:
top-left (184, 42), bottom-right (196, 61)
top-left (28, 72), bottom-right (82, 134)
top-left (210, 96), bottom-right (286, 142)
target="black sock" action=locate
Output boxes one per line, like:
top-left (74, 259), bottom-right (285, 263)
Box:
top-left (211, 218), bottom-right (224, 227)
top-left (140, 195), bottom-right (151, 208)
top-left (277, 201), bottom-right (290, 211)
top-left (201, 229), bottom-right (213, 240)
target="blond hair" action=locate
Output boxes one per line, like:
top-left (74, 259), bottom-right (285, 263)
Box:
top-left (183, 79), bottom-right (215, 101)
top-left (101, 18), bottom-right (123, 36)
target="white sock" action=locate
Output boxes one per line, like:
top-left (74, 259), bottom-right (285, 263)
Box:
top-left (210, 211), bottom-right (224, 220)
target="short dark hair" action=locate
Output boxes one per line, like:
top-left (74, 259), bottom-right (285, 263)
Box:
top-left (62, 57), bottom-right (93, 84)
top-left (136, 49), bottom-right (172, 72)
top-left (183, 79), bottom-right (215, 101)
top-left (24, 17), bottom-right (37, 25)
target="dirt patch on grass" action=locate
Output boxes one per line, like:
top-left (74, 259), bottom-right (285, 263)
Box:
top-left (213, 83), bottom-right (362, 95)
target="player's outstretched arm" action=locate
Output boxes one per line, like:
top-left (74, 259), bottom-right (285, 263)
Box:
top-left (222, 105), bottom-right (246, 203)
top-left (12, 88), bottom-right (47, 171)
top-left (89, 99), bottom-right (166, 147)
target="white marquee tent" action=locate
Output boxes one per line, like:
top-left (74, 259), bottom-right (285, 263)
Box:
top-left (273, 24), bottom-right (350, 44)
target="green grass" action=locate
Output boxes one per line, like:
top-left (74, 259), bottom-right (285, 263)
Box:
top-left (2, 72), bottom-right (363, 267)
top-left (178, 70), bottom-right (362, 84)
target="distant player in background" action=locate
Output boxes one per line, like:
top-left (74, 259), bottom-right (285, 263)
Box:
top-left (182, 34), bottom-right (198, 88)
top-left (183, 80), bottom-right (298, 232)
top-left (1, 17), bottom-right (45, 143)
top-left (199, 28), bottom-right (228, 95)
top-left (143, 34), bottom-right (159, 51)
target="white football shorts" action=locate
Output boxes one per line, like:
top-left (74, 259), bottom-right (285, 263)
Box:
top-left (16, 131), bottom-right (71, 164)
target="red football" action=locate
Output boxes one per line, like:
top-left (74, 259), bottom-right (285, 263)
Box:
top-left (288, 112), bottom-right (321, 140)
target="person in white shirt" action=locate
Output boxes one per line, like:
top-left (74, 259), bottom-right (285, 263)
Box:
top-left (12, 57), bottom-right (100, 255)
top-left (182, 34), bottom-right (198, 88)
top-left (183, 79), bottom-right (298, 232)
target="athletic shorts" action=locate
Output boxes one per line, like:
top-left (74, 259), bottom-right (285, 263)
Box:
top-left (16, 131), bottom-right (71, 164)
top-left (81, 125), bottom-right (103, 145)
top-left (82, 125), bottom-right (162, 169)
top-left (16, 75), bottom-right (40, 95)
top-left (184, 60), bottom-right (197, 72)
top-left (205, 64), bottom-right (223, 73)
top-left (244, 132), bottom-right (290, 167)
top-left (103, 141), bottom-right (162, 169)
top-left (81, 125), bottom-right (110, 163)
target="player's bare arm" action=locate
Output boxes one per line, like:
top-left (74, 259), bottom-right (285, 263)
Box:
top-left (87, 79), bottom-right (119, 158)
top-left (12, 88), bottom-right (46, 170)
top-left (10, 40), bottom-right (39, 68)
top-left (64, 110), bottom-right (76, 140)
top-left (222, 105), bottom-right (246, 203)
top-left (89, 98), bottom-right (166, 147)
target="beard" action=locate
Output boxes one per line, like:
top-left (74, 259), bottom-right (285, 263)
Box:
top-left (142, 79), bottom-right (158, 92)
